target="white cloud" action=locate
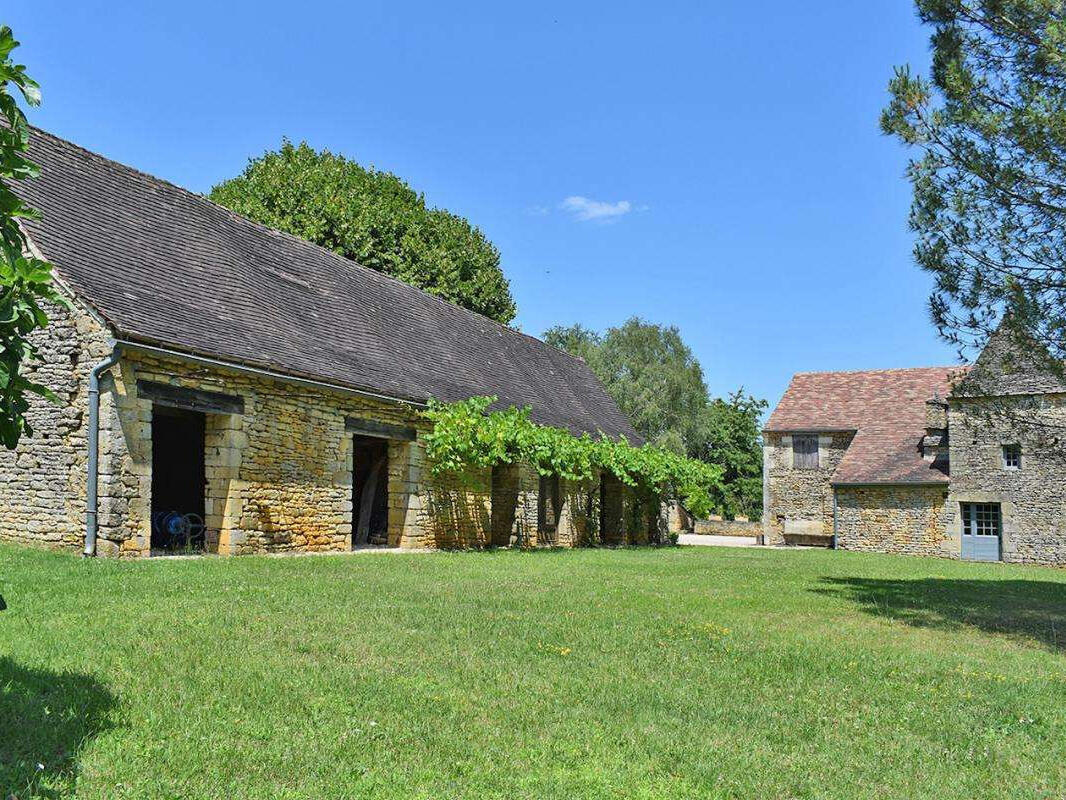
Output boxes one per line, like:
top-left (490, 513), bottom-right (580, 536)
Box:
top-left (559, 195), bottom-right (632, 222)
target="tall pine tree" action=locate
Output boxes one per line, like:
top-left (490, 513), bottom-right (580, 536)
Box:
top-left (882, 1), bottom-right (1066, 372)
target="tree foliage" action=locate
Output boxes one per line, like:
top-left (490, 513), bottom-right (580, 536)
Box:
top-left (209, 140), bottom-right (516, 324)
top-left (882, 0), bottom-right (1066, 368)
top-left (691, 390), bottom-right (767, 519)
top-left (544, 317), bottom-right (766, 518)
top-left (0, 26), bottom-right (63, 449)
top-left (421, 395), bottom-right (725, 520)
top-left (544, 318), bottom-right (708, 454)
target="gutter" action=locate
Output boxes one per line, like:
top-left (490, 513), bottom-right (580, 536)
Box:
top-left (84, 344), bottom-right (122, 557)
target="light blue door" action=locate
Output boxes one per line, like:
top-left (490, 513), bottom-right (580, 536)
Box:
top-left (961, 503), bottom-right (1001, 561)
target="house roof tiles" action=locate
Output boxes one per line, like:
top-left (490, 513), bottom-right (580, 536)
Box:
top-left (17, 127), bottom-right (638, 441)
top-left (765, 366), bottom-right (965, 485)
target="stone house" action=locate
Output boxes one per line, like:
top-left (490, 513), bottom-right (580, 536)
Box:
top-left (1, 127), bottom-right (662, 558)
top-left (763, 329), bottom-right (1066, 565)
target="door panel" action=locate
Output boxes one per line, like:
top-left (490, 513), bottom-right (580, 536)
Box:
top-left (961, 503), bottom-right (1002, 562)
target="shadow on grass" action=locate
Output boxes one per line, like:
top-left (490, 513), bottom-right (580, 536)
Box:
top-left (0, 657), bottom-right (117, 799)
top-left (816, 577), bottom-right (1066, 653)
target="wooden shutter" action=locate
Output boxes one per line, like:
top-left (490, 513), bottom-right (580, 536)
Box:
top-left (793, 435), bottom-right (819, 469)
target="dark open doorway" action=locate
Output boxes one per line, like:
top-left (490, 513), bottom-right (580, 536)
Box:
top-left (538, 473), bottom-right (560, 544)
top-left (353, 435), bottom-right (389, 547)
top-left (150, 406), bottom-right (206, 553)
top-left (600, 473), bottom-right (623, 545)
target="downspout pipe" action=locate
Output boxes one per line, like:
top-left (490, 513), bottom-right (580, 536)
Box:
top-left (831, 487), bottom-right (839, 550)
top-left (84, 345), bottom-right (122, 557)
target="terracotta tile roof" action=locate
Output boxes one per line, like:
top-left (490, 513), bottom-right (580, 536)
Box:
top-left (765, 366), bottom-right (967, 485)
top-left (16, 127), bottom-right (638, 441)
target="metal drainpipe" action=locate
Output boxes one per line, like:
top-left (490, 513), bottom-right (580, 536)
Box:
top-left (831, 487), bottom-right (839, 550)
top-left (84, 345), bottom-right (122, 557)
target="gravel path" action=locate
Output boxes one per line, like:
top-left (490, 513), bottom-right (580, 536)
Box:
top-left (678, 533), bottom-right (761, 548)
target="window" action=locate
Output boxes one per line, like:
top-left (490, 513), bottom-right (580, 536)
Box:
top-left (1002, 444), bottom-right (1022, 470)
top-left (538, 474), bottom-right (560, 538)
top-left (962, 502), bottom-right (1001, 538)
top-left (792, 435), bottom-right (819, 469)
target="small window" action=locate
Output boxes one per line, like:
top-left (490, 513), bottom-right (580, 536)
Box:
top-left (1002, 444), bottom-right (1021, 470)
top-left (792, 435), bottom-right (819, 469)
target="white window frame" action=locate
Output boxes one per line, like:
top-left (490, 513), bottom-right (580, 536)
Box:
top-left (962, 502), bottom-right (1002, 537)
top-left (1002, 444), bottom-right (1022, 470)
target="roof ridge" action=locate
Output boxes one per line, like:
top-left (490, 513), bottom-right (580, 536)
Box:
top-left (792, 364), bottom-right (966, 377)
top-left (26, 124), bottom-right (595, 371)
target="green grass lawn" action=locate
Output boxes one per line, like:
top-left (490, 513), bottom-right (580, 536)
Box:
top-left (2, 543), bottom-right (1066, 800)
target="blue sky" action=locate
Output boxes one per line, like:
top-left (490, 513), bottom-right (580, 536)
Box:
top-left (9, 1), bottom-right (958, 407)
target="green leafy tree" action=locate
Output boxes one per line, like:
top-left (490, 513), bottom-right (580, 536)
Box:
top-left (544, 318), bottom-right (708, 454)
top-left (210, 140), bottom-right (517, 324)
top-left (0, 26), bottom-right (63, 448)
top-left (545, 317), bottom-right (766, 518)
top-left (691, 390), bottom-right (767, 519)
top-left (882, 1), bottom-right (1066, 368)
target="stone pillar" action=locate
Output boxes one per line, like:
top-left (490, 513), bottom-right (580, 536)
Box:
top-left (205, 412), bottom-right (246, 555)
top-left (97, 361), bottom-right (152, 557)
top-left (390, 439), bottom-right (419, 547)
top-left (490, 463), bottom-right (520, 546)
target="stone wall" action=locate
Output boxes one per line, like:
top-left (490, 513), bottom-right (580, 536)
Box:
top-left (945, 396), bottom-right (1066, 566)
top-left (489, 463), bottom-right (559, 547)
top-left (694, 518), bottom-right (761, 537)
top-left (762, 431), bottom-right (853, 543)
top-left (1, 298), bottom-right (664, 556)
top-left (488, 465), bottom-right (625, 548)
top-left (664, 501), bottom-right (694, 534)
top-left (835, 484), bottom-right (951, 557)
top-left (558, 474), bottom-right (600, 547)
top-left (103, 349), bottom-right (485, 555)
top-left (399, 448), bottom-right (492, 550)
top-left (0, 298), bottom-right (111, 551)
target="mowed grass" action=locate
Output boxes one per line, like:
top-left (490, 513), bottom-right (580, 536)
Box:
top-left (2, 543), bottom-right (1066, 799)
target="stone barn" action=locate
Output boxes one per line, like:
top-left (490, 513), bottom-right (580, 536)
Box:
top-left (1, 128), bottom-right (659, 557)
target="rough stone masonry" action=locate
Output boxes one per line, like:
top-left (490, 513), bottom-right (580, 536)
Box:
top-left (1, 126), bottom-right (664, 557)
top-left (763, 329), bottom-right (1066, 566)
top-left (0, 298), bottom-right (664, 557)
